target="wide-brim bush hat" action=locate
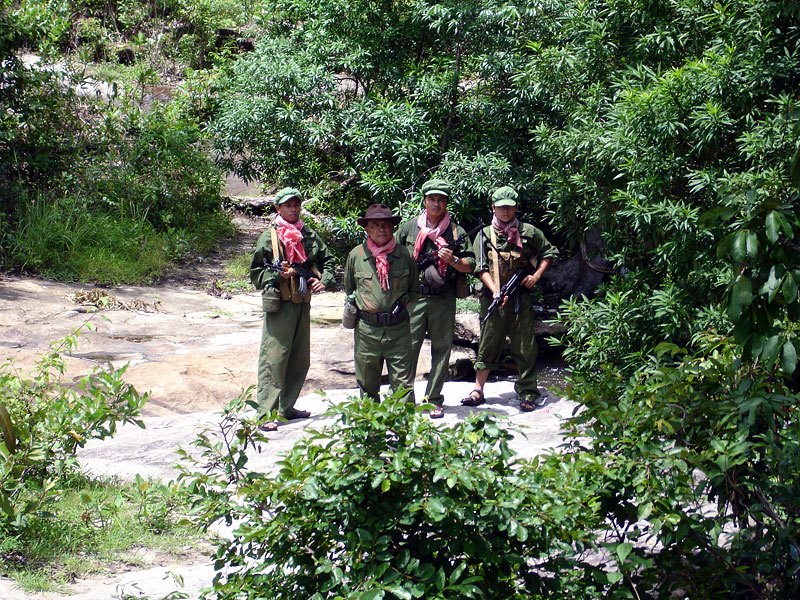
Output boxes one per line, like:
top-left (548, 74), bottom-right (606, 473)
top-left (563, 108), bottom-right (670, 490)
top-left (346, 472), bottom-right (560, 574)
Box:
top-left (421, 178), bottom-right (451, 198)
top-left (491, 186), bottom-right (518, 207)
top-left (275, 187), bottom-right (304, 205)
top-left (357, 203), bottom-right (402, 226)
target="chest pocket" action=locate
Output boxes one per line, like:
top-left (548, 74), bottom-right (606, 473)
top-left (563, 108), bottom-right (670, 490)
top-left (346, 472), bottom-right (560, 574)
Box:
top-left (389, 260), bottom-right (410, 292)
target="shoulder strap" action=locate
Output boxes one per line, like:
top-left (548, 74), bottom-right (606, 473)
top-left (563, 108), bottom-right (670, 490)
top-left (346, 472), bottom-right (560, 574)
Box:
top-left (490, 227), bottom-right (500, 289)
top-left (271, 226), bottom-right (283, 261)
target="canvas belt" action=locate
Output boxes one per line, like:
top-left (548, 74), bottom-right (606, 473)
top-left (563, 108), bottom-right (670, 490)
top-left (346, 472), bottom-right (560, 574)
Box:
top-left (419, 283), bottom-right (446, 296)
top-left (358, 307), bottom-right (409, 325)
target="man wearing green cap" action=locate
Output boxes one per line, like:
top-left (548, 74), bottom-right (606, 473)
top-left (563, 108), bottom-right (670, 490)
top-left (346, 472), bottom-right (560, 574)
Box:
top-left (250, 187), bottom-right (337, 431)
top-left (344, 203), bottom-right (418, 402)
top-left (462, 185), bottom-right (558, 412)
top-left (395, 178), bottom-right (475, 418)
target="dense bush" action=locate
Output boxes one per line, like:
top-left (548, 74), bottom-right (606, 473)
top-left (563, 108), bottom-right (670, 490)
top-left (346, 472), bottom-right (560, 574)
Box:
top-left (181, 394), bottom-right (619, 600)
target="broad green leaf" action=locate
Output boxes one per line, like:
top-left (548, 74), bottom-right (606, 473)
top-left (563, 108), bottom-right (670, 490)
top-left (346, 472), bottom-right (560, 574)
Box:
top-left (424, 498), bottom-right (447, 521)
top-left (791, 142), bottom-right (800, 189)
top-left (765, 211), bottom-right (780, 243)
top-left (731, 231), bottom-right (747, 262)
top-left (616, 542), bottom-right (633, 563)
top-left (637, 502), bottom-right (653, 521)
top-left (761, 335), bottom-right (781, 365)
top-left (782, 273), bottom-right (798, 303)
top-left (606, 571), bottom-right (624, 584)
top-left (386, 585), bottom-right (412, 600)
top-left (781, 341), bottom-right (797, 376)
top-left (745, 231), bottom-right (758, 257)
top-left (358, 589), bottom-right (384, 600)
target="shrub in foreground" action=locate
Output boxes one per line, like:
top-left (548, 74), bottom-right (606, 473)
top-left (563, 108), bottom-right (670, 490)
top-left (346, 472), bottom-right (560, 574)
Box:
top-left (180, 394), bottom-right (612, 600)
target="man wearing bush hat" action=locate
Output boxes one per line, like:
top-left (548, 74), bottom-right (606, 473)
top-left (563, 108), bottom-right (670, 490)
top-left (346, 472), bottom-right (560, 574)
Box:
top-left (395, 178), bottom-right (475, 418)
top-left (462, 185), bottom-right (558, 412)
top-left (250, 186), bottom-right (337, 432)
top-left (344, 203), bottom-right (418, 402)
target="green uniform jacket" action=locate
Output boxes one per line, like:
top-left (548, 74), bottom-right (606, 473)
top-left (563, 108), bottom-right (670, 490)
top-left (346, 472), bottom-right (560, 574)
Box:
top-left (394, 219), bottom-right (476, 291)
top-left (250, 224), bottom-right (337, 292)
top-left (343, 242), bottom-right (419, 312)
top-left (474, 222), bottom-right (559, 284)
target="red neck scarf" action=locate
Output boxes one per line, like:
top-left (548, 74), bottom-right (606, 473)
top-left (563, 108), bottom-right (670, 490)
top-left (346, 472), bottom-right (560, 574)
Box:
top-left (275, 215), bottom-right (307, 263)
top-left (367, 237), bottom-right (396, 291)
top-left (492, 215), bottom-right (522, 249)
top-left (414, 210), bottom-right (451, 275)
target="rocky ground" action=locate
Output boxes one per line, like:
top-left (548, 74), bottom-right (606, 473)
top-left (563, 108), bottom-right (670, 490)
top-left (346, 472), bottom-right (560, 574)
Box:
top-left (0, 208), bottom-right (577, 600)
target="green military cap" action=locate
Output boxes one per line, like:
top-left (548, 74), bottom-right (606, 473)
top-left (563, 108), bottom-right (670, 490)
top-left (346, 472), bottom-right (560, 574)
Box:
top-left (491, 186), bottom-right (518, 207)
top-left (274, 187), bottom-right (304, 205)
top-left (420, 178), bottom-right (451, 198)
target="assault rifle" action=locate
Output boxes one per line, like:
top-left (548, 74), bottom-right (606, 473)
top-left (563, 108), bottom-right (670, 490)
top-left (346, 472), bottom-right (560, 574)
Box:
top-left (263, 259), bottom-right (318, 297)
top-left (417, 222), bottom-right (483, 270)
top-left (480, 264), bottom-right (531, 326)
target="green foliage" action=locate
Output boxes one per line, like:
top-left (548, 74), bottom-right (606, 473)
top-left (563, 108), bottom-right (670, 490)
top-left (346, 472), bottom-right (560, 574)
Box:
top-left (0, 325), bottom-right (147, 534)
top-left (208, 0), bottom-right (551, 221)
top-left (180, 394), bottom-right (611, 600)
top-left (565, 333), bottom-right (800, 597)
top-left (0, 472), bottom-right (198, 593)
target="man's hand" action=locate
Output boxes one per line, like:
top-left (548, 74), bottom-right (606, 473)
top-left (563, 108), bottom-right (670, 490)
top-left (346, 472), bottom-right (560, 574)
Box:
top-left (522, 273), bottom-right (541, 289)
top-left (438, 247), bottom-right (455, 264)
top-left (279, 261), bottom-right (294, 279)
top-left (308, 277), bottom-right (325, 293)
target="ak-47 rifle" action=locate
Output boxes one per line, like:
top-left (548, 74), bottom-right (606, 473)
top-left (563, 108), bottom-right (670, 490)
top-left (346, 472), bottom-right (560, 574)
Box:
top-left (480, 264), bottom-right (531, 326)
top-left (417, 222), bottom-right (483, 270)
top-left (263, 259), bottom-right (318, 297)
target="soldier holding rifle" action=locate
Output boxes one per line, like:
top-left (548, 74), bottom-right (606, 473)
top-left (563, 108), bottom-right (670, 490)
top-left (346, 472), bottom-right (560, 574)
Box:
top-left (250, 187), bottom-right (336, 432)
top-left (395, 178), bottom-right (476, 418)
top-left (461, 186), bottom-right (558, 412)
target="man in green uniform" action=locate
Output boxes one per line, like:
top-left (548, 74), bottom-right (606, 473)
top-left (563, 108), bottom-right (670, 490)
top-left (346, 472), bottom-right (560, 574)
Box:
top-left (462, 186), bottom-right (558, 411)
top-left (344, 203), bottom-right (418, 402)
top-left (250, 187), bottom-right (337, 431)
top-left (395, 178), bottom-right (475, 418)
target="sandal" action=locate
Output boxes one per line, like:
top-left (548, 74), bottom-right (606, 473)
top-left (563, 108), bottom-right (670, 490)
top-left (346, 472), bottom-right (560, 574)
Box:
top-left (429, 406), bottom-right (445, 419)
top-left (520, 394), bottom-right (548, 412)
top-left (461, 389), bottom-right (485, 407)
top-left (283, 408), bottom-right (311, 420)
top-left (258, 421), bottom-right (279, 432)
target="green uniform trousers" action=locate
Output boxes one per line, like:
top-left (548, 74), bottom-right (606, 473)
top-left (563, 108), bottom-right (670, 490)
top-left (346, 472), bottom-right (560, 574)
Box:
top-left (475, 291), bottom-right (541, 400)
top-left (408, 292), bottom-right (457, 405)
top-left (257, 300), bottom-right (310, 417)
top-left (354, 319), bottom-right (415, 402)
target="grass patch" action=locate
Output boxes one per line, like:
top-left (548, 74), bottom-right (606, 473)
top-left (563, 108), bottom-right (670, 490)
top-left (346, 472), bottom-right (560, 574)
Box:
top-left (456, 296), bottom-right (480, 314)
top-left (217, 252), bottom-right (252, 294)
top-left (0, 473), bottom-right (207, 593)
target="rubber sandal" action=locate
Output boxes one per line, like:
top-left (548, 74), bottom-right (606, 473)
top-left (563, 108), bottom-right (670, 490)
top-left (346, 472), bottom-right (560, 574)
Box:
top-left (258, 421), bottom-right (279, 432)
top-left (461, 389), bottom-right (485, 407)
top-left (429, 406), bottom-right (445, 419)
top-left (519, 400), bottom-right (535, 412)
top-left (284, 408), bottom-right (311, 420)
